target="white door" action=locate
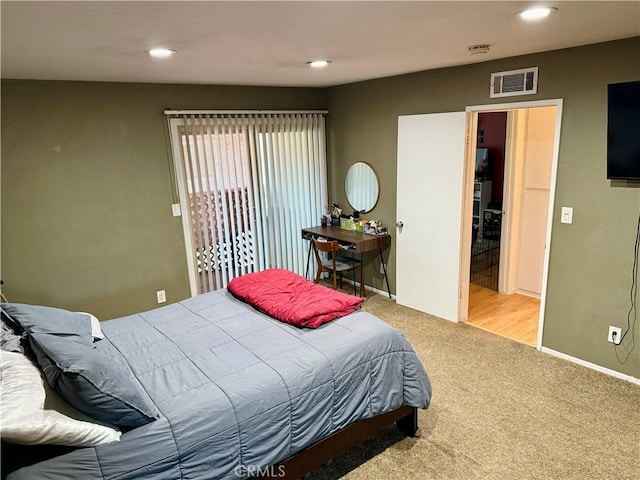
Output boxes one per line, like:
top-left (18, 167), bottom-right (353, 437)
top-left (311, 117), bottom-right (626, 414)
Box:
top-left (396, 112), bottom-right (467, 322)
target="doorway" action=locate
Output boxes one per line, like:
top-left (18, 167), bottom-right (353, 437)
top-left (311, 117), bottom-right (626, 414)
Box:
top-left (462, 102), bottom-right (562, 348)
top-left (395, 99), bottom-right (562, 351)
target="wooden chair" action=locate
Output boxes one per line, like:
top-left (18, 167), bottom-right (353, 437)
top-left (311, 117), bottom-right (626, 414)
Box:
top-left (312, 239), bottom-right (365, 297)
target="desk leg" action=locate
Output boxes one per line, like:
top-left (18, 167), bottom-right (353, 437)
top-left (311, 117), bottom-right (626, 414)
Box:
top-left (349, 253), bottom-right (365, 297)
top-left (379, 248), bottom-right (392, 298)
top-left (352, 255), bottom-right (357, 296)
top-left (304, 240), bottom-right (313, 280)
top-left (360, 252), bottom-right (366, 298)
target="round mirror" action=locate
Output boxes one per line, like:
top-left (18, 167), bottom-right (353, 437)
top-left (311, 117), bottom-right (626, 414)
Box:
top-left (345, 162), bottom-right (379, 213)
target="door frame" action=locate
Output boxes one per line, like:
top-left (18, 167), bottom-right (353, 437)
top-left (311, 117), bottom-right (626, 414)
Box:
top-left (459, 99), bottom-right (563, 350)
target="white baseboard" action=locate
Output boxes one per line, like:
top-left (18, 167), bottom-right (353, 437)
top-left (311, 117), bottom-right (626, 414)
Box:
top-left (540, 347), bottom-right (640, 386)
top-left (341, 278), bottom-right (396, 300)
top-left (515, 288), bottom-right (541, 300)
top-left (366, 284), bottom-right (396, 300)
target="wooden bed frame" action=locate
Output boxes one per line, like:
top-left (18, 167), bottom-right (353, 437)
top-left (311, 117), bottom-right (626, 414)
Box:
top-left (255, 406), bottom-right (418, 479)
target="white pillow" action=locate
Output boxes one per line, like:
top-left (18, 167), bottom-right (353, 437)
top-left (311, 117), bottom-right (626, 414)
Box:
top-left (0, 350), bottom-right (121, 446)
top-left (77, 311), bottom-right (105, 341)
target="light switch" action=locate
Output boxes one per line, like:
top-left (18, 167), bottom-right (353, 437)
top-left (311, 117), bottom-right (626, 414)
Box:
top-left (561, 206), bottom-right (573, 224)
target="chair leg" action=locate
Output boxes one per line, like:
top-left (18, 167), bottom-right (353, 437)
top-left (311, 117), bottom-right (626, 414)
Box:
top-left (314, 268), bottom-right (322, 284)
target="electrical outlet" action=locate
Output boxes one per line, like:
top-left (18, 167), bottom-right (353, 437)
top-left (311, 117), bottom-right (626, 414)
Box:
top-left (608, 326), bottom-right (622, 344)
top-left (171, 203), bottom-right (181, 217)
top-left (380, 263), bottom-right (385, 275)
top-left (156, 290), bottom-right (166, 303)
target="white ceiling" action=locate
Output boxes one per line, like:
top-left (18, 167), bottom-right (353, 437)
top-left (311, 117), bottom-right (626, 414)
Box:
top-left (1, 1), bottom-right (639, 88)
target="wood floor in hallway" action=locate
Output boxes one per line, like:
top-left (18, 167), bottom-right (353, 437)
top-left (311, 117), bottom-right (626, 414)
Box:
top-left (466, 284), bottom-right (540, 346)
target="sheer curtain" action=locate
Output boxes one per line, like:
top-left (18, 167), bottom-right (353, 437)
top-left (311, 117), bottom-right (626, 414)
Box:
top-left (167, 112), bottom-right (327, 294)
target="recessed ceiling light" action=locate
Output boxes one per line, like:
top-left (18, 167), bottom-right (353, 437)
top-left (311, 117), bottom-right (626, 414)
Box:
top-left (147, 48), bottom-right (177, 58)
top-left (307, 60), bottom-right (331, 68)
top-left (518, 7), bottom-right (558, 21)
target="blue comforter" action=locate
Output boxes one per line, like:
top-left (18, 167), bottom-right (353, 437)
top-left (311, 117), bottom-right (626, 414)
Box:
top-left (7, 290), bottom-right (431, 479)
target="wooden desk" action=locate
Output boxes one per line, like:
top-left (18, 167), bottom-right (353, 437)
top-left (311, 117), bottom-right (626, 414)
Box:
top-left (301, 226), bottom-right (392, 297)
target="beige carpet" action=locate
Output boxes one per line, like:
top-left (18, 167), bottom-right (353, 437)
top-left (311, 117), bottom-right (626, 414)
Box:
top-left (306, 293), bottom-right (640, 480)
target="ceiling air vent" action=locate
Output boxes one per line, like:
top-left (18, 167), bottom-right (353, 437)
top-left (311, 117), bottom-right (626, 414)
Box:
top-left (490, 67), bottom-right (538, 98)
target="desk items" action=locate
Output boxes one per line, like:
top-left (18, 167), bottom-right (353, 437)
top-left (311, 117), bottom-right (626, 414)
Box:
top-left (325, 204), bottom-right (387, 234)
top-left (351, 219), bottom-right (388, 236)
top-left (364, 220), bottom-right (387, 235)
top-left (326, 203), bottom-right (342, 226)
top-left (322, 203), bottom-right (387, 235)
top-left (331, 211), bottom-right (387, 236)
top-left (340, 216), bottom-right (357, 231)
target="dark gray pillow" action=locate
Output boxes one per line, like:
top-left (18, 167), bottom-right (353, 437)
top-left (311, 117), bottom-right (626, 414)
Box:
top-left (1, 317), bottom-right (23, 353)
top-left (1, 303), bottom-right (92, 343)
top-left (28, 331), bottom-right (160, 429)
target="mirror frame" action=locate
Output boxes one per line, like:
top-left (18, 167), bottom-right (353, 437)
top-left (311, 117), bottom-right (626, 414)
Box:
top-left (345, 162), bottom-right (380, 214)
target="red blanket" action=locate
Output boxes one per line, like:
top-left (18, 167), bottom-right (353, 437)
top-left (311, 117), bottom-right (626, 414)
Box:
top-left (227, 269), bottom-right (364, 328)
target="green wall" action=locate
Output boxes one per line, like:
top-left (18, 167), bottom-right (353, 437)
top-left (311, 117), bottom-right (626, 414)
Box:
top-left (326, 37), bottom-right (640, 378)
top-left (2, 38), bottom-right (638, 379)
top-left (1, 80), bottom-right (325, 319)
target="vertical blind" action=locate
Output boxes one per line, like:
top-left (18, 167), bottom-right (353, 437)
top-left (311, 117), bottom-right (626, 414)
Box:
top-left (167, 112), bottom-right (327, 294)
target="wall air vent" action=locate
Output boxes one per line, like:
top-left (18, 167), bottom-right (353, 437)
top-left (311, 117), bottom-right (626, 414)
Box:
top-left (490, 67), bottom-right (538, 98)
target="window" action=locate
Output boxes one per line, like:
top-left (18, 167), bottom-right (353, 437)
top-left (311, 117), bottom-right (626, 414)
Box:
top-left (168, 113), bottom-right (327, 294)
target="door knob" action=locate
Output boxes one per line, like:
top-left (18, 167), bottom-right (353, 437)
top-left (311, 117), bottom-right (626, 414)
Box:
top-left (396, 221), bottom-right (404, 228)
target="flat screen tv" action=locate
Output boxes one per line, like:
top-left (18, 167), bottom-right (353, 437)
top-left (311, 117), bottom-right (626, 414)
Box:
top-left (475, 148), bottom-right (490, 180)
top-left (607, 80), bottom-right (640, 180)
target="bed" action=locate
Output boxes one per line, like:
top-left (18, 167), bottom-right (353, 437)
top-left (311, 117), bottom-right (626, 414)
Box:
top-left (1, 270), bottom-right (432, 479)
